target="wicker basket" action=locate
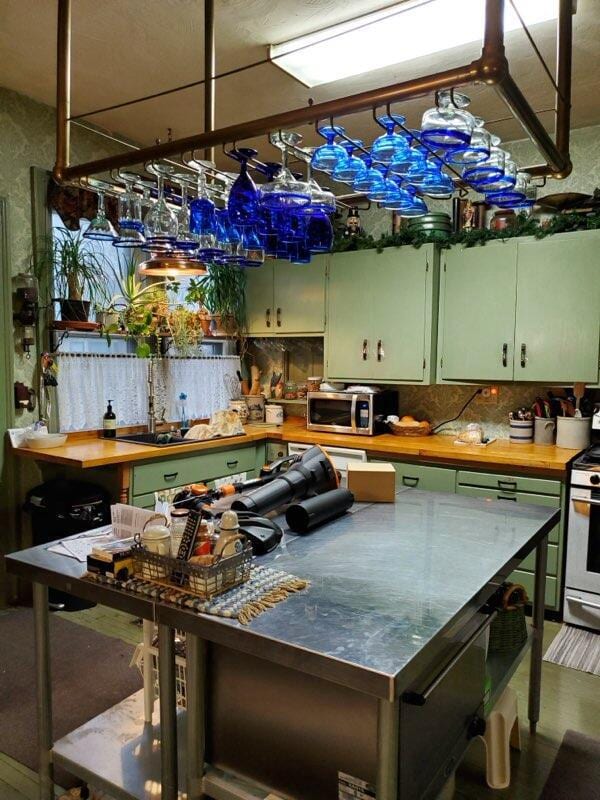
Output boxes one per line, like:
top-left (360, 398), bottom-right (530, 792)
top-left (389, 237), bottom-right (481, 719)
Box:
top-left (388, 420), bottom-right (431, 437)
top-left (489, 584), bottom-right (529, 653)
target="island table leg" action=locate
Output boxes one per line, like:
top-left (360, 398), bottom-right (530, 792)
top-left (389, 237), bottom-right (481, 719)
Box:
top-left (528, 533), bottom-right (548, 734)
top-left (376, 697), bottom-right (399, 799)
top-left (33, 583), bottom-right (54, 800)
top-left (186, 634), bottom-right (207, 800)
top-left (158, 624), bottom-right (178, 800)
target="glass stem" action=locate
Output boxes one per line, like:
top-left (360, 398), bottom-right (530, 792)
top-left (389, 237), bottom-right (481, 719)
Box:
top-left (98, 191), bottom-right (105, 216)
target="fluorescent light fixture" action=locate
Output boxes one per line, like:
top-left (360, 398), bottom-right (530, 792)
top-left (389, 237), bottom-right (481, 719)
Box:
top-left (269, 0), bottom-right (558, 87)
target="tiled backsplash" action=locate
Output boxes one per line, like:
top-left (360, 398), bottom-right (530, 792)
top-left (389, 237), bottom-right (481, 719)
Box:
top-left (246, 336), bottom-right (598, 439)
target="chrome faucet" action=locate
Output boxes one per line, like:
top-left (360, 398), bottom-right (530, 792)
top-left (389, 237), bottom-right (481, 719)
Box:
top-left (147, 358), bottom-right (166, 434)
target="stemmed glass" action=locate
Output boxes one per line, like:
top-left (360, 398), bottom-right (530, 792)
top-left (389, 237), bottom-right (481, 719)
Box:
top-left (311, 124), bottom-right (347, 174)
top-left (484, 166), bottom-right (525, 206)
top-left (144, 163), bottom-right (178, 245)
top-left (227, 147), bottom-right (259, 228)
top-left (388, 129), bottom-right (417, 177)
top-left (448, 117), bottom-right (491, 165)
top-left (332, 140), bottom-right (367, 184)
top-left (260, 132), bottom-right (310, 209)
top-left (419, 159), bottom-right (454, 198)
top-left (189, 160), bottom-right (222, 258)
top-left (421, 89), bottom-right (475, 150)
top-left (84, 187), bottom-right (117, 241)
top-left (462, 135), bottom-right (505, 187)
top-left (113, 173), bottom-right (146, 249)
top-left (172, 174), bottom-right (198, 253)
top-left (371, 114), bottom-right (409, 164)
top-left (353, 156), bottom-right (385, 194)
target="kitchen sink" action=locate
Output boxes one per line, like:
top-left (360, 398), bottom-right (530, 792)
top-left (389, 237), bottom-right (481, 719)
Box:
top-left (115, 432), bottom-right (200, 447)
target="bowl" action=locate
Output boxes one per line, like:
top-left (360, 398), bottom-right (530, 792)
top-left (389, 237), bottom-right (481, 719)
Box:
top-left (25, 433), bottom-right (68, 449)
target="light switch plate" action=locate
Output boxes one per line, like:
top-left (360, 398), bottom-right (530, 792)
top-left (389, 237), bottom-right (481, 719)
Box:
top-left (479, 386), bottom-right (499, 405)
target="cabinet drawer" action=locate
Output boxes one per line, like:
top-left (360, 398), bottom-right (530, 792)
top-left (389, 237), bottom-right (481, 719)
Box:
top-left (457, 470), bottom-right (561, 497)
top-left (131, 492), bottom-right (156, 510)
top-left (374, 461), bottom-right (456, 493)
top-left (509, 570), bottom-right (558, 609)
top-left (132, 446), bottom-right (256, 496)
top-left (455, 486), bottom-right (561, 544)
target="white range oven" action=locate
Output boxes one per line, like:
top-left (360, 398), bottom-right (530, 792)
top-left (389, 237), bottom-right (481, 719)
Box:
top-left (565, 429), bottom-right (600, 629)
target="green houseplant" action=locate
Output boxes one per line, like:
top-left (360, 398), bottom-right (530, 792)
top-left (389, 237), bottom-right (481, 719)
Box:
top-left (110, 256), bottom-right (168, 357)
top-left (184, 277), bottom-right (211, 335)
top-left (34, 227), bottom-right (107, 322)
top-left (200, 264), bottom-right (246, 336)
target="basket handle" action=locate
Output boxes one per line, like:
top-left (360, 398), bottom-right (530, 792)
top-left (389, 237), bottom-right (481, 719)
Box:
top-left (502, 583), bottom-right (528, 611)
top-left (142, 513), bottom-right (169, 532)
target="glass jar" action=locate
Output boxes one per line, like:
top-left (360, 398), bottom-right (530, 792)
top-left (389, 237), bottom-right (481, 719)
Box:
top-left (420, 90), bottom-right (475, 151)
top-left (297, 382), bottom-right (308, 399)
top-left (284, 380), bottom-right (298, 400)
top-left (170, 508), bottom-right (189, 557)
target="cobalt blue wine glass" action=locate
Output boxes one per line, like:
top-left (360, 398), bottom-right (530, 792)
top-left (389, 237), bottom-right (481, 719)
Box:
top-left (387, 129), bottom-right (417, 177)
top-left (228, 147), bottom-right (259, 228)
top-left (402, 146), bottom-right (429, 188)
top-left (305, 210), bottom-right (333, 253)
top-left (371, 113), bottom-right (409, 164)
top-left (311, 124), bottom-right (347, 174)
top-left (447, 117), bottom-right (490, 165)
top-left (419, 160), bottom-right (454, 199)
top-left (352, 156), bottom-right (385, 194)
top-left (462, 136), bottom-right (504, 187)
top-left (189, 162), bottom-right (221, 258)
top-left (332, 140), bottom-right (367, 183)
top-left (485, 170), bottom-right (528, 207)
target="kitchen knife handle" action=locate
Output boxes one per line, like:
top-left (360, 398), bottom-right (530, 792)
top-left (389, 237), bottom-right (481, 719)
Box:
top-left (402, 611), bottom-right (498, 706)
top-left (502, 342), bottom-right (508, 367)
top-left (362, 339), bottom-right (368, 361)
top-left (276, 307), bottom-right (282, 327)
top-left (520, 343), bottom-right (527, 368)
top-left (265, 308), bottom-right (271, 328)
top-left (377, 340), bottom-right (385, 362)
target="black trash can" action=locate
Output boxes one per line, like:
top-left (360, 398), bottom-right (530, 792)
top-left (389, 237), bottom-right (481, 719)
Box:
top-left (24, 479), bottom-right (111, 611)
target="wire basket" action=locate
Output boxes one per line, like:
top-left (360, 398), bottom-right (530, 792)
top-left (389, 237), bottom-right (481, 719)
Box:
top-left (388, 420), bottom-right (431, 436)
top-left (132, 543), bottom-right (252, 600)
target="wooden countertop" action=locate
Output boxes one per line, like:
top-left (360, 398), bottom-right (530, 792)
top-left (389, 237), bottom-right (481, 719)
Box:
top-left (12, 417), bottom-right (580, 476)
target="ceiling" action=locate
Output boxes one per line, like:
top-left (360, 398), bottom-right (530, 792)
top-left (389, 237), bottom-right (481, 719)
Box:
top-left (0, 0), bottom-right (598, 174)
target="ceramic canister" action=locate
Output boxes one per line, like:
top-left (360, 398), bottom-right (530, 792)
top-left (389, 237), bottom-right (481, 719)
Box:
top-left (243, 394), bottom-right (265, 422)
top-left (138, 514), bottom-right (171, 578)
top-left (265, 404), bottom-right (284, 425)
top-left (509, 418), bottom-right (533, 444)
top-left (228, 399), bottom-right (249, 423)
top-left (556, 416), bottom-right (591, 449)
top-left (534, 416), bottom-right (556, 445)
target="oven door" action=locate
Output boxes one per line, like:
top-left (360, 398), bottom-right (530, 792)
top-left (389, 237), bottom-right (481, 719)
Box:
top-left (566, 486), bottom-right (600, 595)
top-left (307, 392), bottom-right (360, 434)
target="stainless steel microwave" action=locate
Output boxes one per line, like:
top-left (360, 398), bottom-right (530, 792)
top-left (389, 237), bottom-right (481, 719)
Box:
top-left (306, 390), bottom-right (398, 436)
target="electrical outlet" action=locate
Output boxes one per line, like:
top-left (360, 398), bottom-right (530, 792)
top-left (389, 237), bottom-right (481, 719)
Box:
top-left (479, 386), bottom-right (499, 405)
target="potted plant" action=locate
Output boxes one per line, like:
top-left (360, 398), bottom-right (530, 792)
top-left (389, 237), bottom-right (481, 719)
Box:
top-left (111, 256), bottom-right (167, 357)
top-left (167, 305), bottom-right (204, 356)
top-left (200, 264), bottom-right (247, 336)
top-left (184, 277), bottom-right (212, 335)
top-left (34, 228), bottom-right (107, 323)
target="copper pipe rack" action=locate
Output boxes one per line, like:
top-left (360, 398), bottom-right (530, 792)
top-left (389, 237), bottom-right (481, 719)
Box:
top-left (53, 0), bottom-right (574, 184)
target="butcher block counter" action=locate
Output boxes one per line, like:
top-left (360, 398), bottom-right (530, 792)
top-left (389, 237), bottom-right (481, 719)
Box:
top-left (13, 416), bottom-right (580, 476)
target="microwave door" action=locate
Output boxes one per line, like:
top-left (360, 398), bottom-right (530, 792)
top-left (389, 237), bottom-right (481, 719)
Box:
top-left (567, 490), bottom-right (600, 594)
top-left (309, 396), bottom-right (356, 431)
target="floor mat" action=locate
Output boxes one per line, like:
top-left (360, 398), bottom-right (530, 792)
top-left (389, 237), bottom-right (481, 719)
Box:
top-left (539, 729), bottom-right (600, 800)
top-left (543, 624), bottom-right (600, 676)
top-left (0, 606), bottom-right (142, 788)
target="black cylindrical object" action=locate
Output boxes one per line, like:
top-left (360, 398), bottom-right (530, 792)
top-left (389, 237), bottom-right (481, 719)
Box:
top-left (232, 445), bottom-right (338, 516)
top-left (285, 488), bottom-right (355, 533)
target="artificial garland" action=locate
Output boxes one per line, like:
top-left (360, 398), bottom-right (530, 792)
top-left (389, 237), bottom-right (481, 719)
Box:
top-left (332, 211), bottom-right (600, 253)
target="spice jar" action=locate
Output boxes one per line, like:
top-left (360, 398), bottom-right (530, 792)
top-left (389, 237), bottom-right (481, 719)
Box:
top-left (297, 382), bottom-right (307, 399)
top-left (170, 508), bottom-right (189, 557)
top-left (284, 380), bottom-right (298, 400)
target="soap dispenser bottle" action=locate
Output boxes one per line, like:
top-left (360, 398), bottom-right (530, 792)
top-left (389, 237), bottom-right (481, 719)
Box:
top-left (103, 400), bottom-right (116, 438)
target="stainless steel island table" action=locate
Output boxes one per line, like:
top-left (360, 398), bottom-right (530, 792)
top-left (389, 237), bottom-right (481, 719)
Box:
top-left (6, 489), bottom-right (558, 800)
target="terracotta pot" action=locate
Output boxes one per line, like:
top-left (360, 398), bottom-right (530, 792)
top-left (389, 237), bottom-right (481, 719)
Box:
top-left (199, 310), bottom-right (212, 336)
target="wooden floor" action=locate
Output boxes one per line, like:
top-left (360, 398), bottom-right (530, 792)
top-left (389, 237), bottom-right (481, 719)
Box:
top-left (0, 609), bottom-right (599, 800)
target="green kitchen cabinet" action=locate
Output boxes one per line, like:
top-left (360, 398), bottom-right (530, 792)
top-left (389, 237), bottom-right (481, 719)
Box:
top-left (456, 473), bottom-right (565, 610)
top-left (514, 232), bottom-right (600, 382)
top-left (438, 231), bottom-right (600, 383)
top-left (374, 460), bottom-right (456, 493)
top-left (326, 245), bottom-right (438, 383)
top-left (245, 257), bottom-right (326, 336)
top-left (438, 241), bottom-right (517, 381)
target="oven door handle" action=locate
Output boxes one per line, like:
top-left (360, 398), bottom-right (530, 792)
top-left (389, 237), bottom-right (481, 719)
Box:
top-left (572, 498), bottom-right (600, 507)
top-left (350, 394), bottom-right (358, 433)
top-left (402, 611), bottom-right (498, 706)
top-left (566, 595), bottom-right (600, 611)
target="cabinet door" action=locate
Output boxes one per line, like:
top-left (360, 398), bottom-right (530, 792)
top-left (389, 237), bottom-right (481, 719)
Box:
top-left (326, 250), bottom-right (374, 380)
top-left (245, 261), bottom-right (274, 335)
top-left (370, 247), bottom-right (431, 381)
top-left (374, 461), bottom-right (456, 492)
top-left (439, 242), bottom-right (517, 381)
top-left (514, 234), bottom-right (600, 382)
top-left (273, 255), bottom-right (326, 334)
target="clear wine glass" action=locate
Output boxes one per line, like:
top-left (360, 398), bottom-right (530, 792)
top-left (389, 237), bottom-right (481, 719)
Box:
top-left (172, 173), bottom-right (198, 253)
top-left (421, 89), bottom-right (475, 150)
top-left (144, 163), bottom-right (178, 245)
top-left (84, 186), bottom-right (117, 241)
top-left (113, 173), bottom-right (146, 249)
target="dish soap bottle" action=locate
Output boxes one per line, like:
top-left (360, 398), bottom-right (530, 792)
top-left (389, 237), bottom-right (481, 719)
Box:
top-left (103, 400), bottom-right (116, 438)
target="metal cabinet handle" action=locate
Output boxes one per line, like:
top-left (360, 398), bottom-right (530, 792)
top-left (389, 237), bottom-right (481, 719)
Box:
top-left (163, 472), bottom-right (179, 482)
top-left (377, 339), bottom-right (385, 362)
top-left (402, 476), bottom-right (419, 487)
top-left (497, 494), bottom-right (517, 501)
top-left (362, 339), bottom-right (368, 361)
top-left (276, 307), bottom-right (282, 327)
top-left (403, 611), bottom-right (498, 706)
top-left (266, 308), bottom-right (271, 328)
top-left (566, 595), bottom-right (600, 611)
top-left (520, 343), bottom-right (527, 368)
top-left (502, 342), bottom-right (508, 367)
top-left (498, 479), bottom-right (517, 491)
top-left (226, 460), bottom-right (239, 468)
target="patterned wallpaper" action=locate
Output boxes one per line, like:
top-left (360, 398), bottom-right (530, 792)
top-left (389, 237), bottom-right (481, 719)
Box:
top-left (0, 86), bottom-right (124, 428)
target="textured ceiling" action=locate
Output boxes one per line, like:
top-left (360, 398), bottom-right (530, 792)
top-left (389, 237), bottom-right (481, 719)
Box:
top-left (0, 0), bottom-right (598, 171)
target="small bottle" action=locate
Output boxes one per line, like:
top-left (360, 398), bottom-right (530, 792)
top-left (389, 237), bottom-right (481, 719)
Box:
top-left (103, 400), bottom-right (116, 438)
top-left (344, 206), bottom-right (362, 238)
top-left (179, 392), bottom-right (189, 430)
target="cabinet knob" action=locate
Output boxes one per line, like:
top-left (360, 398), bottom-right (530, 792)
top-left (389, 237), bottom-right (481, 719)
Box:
top-left (362, 339), bottom-right (368, 361)
top-left (377, 340), bottom-right (385, 362)
top-left (590, 474), bottom-right (600, 486)
top-left (502, 342), bottom-right (508, 367)
top-left (266, 308), bottom-right (271, 327)
top-left (520, 343), bottom-right (527, 368)
top-left (276, 307), bottom-right (282, 327)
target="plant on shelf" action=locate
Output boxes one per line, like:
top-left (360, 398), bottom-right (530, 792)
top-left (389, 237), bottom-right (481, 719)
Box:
top-left (111, 255), bottom-right (168, 357)
top-left (33, 227), bottom-right (107, 323)
top-left (184, 277), bottom-right (212, 335)
top-left (166, 305), bottom-right (204, 356)
top-left (200, 264), bottom-right (247, 336)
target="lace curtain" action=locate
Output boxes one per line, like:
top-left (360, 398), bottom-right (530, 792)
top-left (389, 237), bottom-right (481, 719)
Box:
top-left (55, 355), bottom-right (241, 432)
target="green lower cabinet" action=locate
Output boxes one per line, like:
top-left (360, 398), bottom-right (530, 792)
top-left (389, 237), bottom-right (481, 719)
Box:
top-left (456, 481), bottom-right (564, 610)
top-left (373, 460), bottom-right (456, 493)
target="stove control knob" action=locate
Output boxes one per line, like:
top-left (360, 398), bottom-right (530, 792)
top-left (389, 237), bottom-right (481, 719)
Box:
top-left (590, 474), bottom-right (600, 485)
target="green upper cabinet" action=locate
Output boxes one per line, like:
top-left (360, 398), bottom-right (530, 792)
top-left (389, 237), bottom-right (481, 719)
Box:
top-left (438, 241), bottom-right (517, 381)
top-left (514, 232), bottom-right (600, 383)
top-left (325, 245), bottom-right (438, 383)
top-left (245, 261), bottom-right (274, 335)
top-left (437, 231), bottom-right (600, 383)
top-left (245, 257), bottom-right (326, 336)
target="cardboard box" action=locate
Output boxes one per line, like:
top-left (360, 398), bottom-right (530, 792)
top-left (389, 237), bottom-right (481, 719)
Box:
top-left (347, 462), bottom-right (396, 502)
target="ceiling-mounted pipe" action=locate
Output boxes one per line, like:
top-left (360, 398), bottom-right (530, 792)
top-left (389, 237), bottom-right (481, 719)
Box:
top-left (204, 0), bottom-right (215, 162)
top-left (54, 0), bottom-right (72, 181)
